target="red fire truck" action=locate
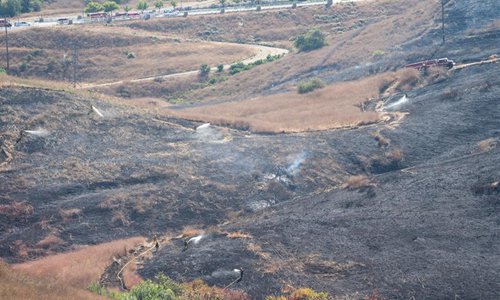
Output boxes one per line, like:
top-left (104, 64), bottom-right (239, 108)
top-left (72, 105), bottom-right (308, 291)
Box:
top-left (405, 58), bottom-right (455, 70)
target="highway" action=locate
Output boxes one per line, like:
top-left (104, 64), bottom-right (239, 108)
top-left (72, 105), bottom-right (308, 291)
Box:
top-left (6, 0), bottom-right (356, 30)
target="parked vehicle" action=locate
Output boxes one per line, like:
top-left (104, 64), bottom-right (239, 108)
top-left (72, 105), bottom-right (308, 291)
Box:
top-left (405, 58), bottom-right (455, 70)
top-left (57, 18), bottom-right (71, 25)
top-left (14, 21), bottom-right (31, 27)
top-left (0, 19), bottom-right (12, 27)
top-left (88, 12), bottom-right (109, 20)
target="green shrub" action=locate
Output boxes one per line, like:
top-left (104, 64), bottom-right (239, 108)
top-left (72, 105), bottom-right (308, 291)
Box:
top-left (0, 68), bottom-right (6, 75)
top-left (126, 51), bottom-right (136, 59)
top-left (216, 64), bottom-right (224, 72)
top-left (256, 5), bottom-right (261, 11)
top-left (297, 78), bottom-right (325, 94)
top-left (228, 55), bottom-right (282, 75)
top-left (371, 49), bottom-right (385, 57)
top-left (294, 29), bottom-right (326, 52)
top-left (229, 62), bottom-right (250, 74)
top-left (290, 288), bottom-right (329, 300)
top-left (208, 76), bottom-right (227, 85)
top-left (19, 62), bottom-right (28, 72)
top-left (127, 280), bottom-right (178, 300)
top-left (199, 64), bottom-right (211, 78)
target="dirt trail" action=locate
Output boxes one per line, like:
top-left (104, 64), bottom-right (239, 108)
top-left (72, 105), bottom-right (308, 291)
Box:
top-left (452, 55), bottom-right (497, 70)
top-left (79, 42), bottom-right (289, 89)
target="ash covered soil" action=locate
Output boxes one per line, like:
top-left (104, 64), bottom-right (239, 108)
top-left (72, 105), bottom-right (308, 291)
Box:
top-left (140, 62), bottom-right (500, 299)
top-left (1, 0), bottom-right (499, 299)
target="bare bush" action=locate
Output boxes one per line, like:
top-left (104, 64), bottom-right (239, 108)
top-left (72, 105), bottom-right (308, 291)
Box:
top-left (425, 66), bottom-right (449, 83)
top-left (440, 88), bottom-right (460, 101)
top-left (343, 175), bottom-right (373, 189)
top-left (371, 130), bottom-right (390, 147)
top-left (395, 68), bottom-right (422, 91)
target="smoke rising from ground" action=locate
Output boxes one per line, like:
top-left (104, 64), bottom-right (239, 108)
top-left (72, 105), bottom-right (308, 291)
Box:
top-left (24, 129), bottom-right (50, 137)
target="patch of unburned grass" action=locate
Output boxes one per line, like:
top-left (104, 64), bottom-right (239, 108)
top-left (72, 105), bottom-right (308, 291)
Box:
top-left (226, 231), bottom-right (253, 239)
top-left (478, 138), bottom-right (496, 152)
top-left (13, 237), bottom-right (144, 290)
top-left (343, 175), bottom-right (374, 189)
top-left (0, 260), bottom-right (104, 300)
top-left (174, 72), bottom-right (396, 133)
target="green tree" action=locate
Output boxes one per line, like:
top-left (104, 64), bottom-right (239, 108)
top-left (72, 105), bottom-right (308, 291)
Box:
top-left (0, 0), bottom-right (22, 17)
top-left (155, 0), bottom-right (164, 9)
top-left (199, 64), bottom-right (210, 80)
top-left (84, 1), bottom-right (104, 13)
top-left (136, 0), bottom-right (148, 11)
top-left (294, 29), bottom-right (326, 52)
top-left (219, 0), bottom-right (226, 7)
top-left (31, 0), bottom-right (41, 12)
top-left (170, 0), bottom-right (177, 8)
top-left (124, 5), bottom-right (131, 12)
top-left (103, 1), bottom-right (119, 12)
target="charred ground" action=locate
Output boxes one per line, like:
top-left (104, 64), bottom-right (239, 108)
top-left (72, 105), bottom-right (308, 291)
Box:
top-left (0, 0), bottom-right (499, 299)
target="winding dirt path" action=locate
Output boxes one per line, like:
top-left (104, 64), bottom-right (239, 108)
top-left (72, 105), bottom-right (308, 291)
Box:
top-left (79, 42), bottom-right (289, 89)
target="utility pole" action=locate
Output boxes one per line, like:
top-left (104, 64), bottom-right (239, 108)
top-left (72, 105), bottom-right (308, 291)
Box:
top-left (4, 20), bottom-right (9, 73)
top-left (441, 0), bottom-right (445, 44)
top-left (72, 42), bottom-right (79, 88)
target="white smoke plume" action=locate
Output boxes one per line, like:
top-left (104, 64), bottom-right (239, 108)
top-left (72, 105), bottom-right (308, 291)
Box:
top-left (24, 129), bottom-right (50, 137)
top-left (187, 234), bottom-right (204, 245)
top-left (286, 151), bottom-right (308, 175)
top-left (91, 105), bottom-right (104, 117)
top-left (385, 94), bottom-right (408, 109)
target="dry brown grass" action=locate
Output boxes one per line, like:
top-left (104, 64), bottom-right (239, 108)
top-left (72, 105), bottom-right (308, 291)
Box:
top-left (173, 72), bottom-right (397, 133)
top-left (0, 260), bottom-right (105, 300)
top-left (395, 68), bottom-right (422, 91)
top-left (59, 208), bottom-right (82, 222)
top-left (0, 201), bottom-right (34, 220)
top-left (2, 27), bottom-right (255, 84)
top-left (180, 226), bottom-right (204, 238)
top-left (179, 0), bottom-right (439, 103)
top-left (13, 237), bottom-right (144, 289)
top-left (478, 138), bottom-right (496, 152)
top-left (246, 242), bottom-right (271, 260)
top-left (343, 175), bottom-right (374, 189)
top-left (36, 234), bottom-right (66, 249)
top-left (227, 231), bottom-right (253, 239)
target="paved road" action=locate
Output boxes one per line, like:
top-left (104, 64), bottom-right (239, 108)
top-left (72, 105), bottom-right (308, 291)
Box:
top-left (8, 0), bottom-right (358, 30)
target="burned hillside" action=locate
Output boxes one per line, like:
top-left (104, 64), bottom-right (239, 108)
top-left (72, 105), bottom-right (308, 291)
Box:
top-left (0, 0), bottom-right (499, 299)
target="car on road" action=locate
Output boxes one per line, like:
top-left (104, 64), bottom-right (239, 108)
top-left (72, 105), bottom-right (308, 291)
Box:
top-left (57, 18), bottom-right (71, 25)
top-left (14, 21), bottom-right (31, 27)
top-left (164, 11), bottom-right (180, 16)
